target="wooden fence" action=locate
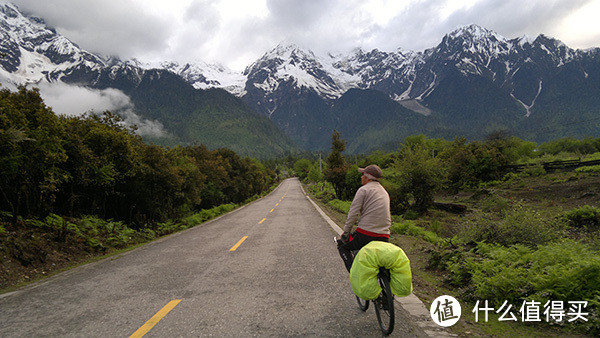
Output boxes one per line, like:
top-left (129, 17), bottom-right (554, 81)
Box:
top-left (505, 159), bottom-right (600, 173)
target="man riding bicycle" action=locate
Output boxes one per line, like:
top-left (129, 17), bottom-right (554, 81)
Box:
top-left (337, 164), bottom-right (391, 272)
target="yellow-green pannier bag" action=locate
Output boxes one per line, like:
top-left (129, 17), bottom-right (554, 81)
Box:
top-left (349, 241), bottom-right (413, 300)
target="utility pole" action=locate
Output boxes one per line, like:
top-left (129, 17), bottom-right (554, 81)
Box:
top-left (319, 152), bottom-right (322, 173)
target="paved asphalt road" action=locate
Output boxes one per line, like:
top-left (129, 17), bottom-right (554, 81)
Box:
top-left (0, 178), bottom-right (416, 337)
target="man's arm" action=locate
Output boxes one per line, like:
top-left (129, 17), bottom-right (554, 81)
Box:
top-left (343, 188), bottom-right (365, 234)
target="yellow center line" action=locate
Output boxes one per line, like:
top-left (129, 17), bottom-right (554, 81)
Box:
top-left (229, 236), bottom-right (249, 251)
top-left (129, 299), bottom-right (182, 338)
top-left (258, 218), bottom-right (266, 224)
top-left (270, 208), bottom-right (274, 213)
top-left (275, 203), bottom-right (279, 206)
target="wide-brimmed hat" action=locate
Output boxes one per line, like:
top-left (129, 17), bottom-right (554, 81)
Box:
top-left (358, 164), bottom-right (383, 180)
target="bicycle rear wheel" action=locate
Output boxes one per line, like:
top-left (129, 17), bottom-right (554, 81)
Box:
top-left (356, 296), bottom-right (369, 311)
top-left (374, 268), bottom-right (395, 335)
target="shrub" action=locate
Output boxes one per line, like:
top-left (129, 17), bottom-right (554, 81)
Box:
top-left (140, 228), bottom-right (157, 241)
top-left (564, 205), bottom-right (600, 230)
top-left (106, 226), bottom-right (136, 248)
top-left (309, 181), bottom-right (336, 202)
top-left (307, 165), bottom-right (324, 182)
top-left (442, 240), bottom-right (600, 334)
top-left (575, 165), bottom-right (600, 173)
top-left (182, 203), bottom-right (237, 227)
top-left (328, 199), bottom-right (351, 214)
top-left (382, 179), bottom-right (410, 214)
top-left (458, 207), bottom-right (565, 247)
top-left (474, 241), bottom-right (599, 316)
top-left (479, 195), bottom-right (511, 213)
top-left (403, 210), bottom-right (420, 220)
top-left (502, 172), bottom-right (520, 183)
top-left (293, 158), bottom-right (313, 180)
top-left (522, 163), bottom-right (546, 176)
top-left (391, 220), bottom-right (441, 244)
top-left (77, 216), bottom-right (104, 237)
top-left (156, 221), bottom-right (179, 236)
top-left (85, 237), bottom-right (105, 252)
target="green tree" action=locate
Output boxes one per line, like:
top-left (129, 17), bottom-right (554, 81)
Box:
top-left (392, 144), bottom-right (445, 213)
top-left (293, 158), bottom-right (313, 180)
top-left (307, 164), bottom-right (323, 182)
top-left (324, 130), bottom-right (349, 199)
top-left (0, 87), bottom-right (68, 222)
top-left (343, 164), bottom-right (362, 200)
top-left (56, 112), bottom-right (146, 222)
top-left (441, 136), bottom-right (511, 190)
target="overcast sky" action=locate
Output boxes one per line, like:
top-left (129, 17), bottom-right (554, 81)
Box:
top-left (11, 0), bottom-right (600, 71)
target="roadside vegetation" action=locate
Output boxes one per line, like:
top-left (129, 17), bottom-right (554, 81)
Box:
top-left (301, 131), bottom-right (600, 336)
top-left (0, 87), bottom-right (280, 290)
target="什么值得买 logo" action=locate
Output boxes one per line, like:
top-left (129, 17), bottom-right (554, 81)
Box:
top-left (430, 296), bottom-right (589, 327)
top-left (430, 295), bottom-right (461, 327)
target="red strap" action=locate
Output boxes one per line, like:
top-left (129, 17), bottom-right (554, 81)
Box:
top-left (356, 227), bottom-right (390, 238)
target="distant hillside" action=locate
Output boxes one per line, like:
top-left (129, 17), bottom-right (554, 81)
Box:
top-left (94, 68), bottom-right (298, 158)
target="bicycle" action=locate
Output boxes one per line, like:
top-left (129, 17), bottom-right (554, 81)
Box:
top-left (335, 237), bottom-right (395, 335)
top-left (355, 267), bottom-right (395, 335)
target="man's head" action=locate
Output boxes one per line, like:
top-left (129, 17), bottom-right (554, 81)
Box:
top-left (358, 164), bottom-right (383, 184)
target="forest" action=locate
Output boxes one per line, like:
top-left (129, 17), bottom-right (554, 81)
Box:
top-left (0, 87), bottom-right (278, 288)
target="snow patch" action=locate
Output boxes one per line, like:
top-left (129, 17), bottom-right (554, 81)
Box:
top-left (511, 80), bottom-right (542, 117)
top-left (518, 35), bottom-right (534, 47)
top-left (398, 99), bottom-right (432, 116)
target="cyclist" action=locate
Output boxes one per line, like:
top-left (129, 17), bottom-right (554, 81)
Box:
top-left (336, 164), bottom-right (391, 272)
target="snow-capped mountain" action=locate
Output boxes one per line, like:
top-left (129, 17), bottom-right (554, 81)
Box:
top-left (0, 2), bottom-right (107, 86)
top-left (143, 60), bottom-right (246, 96)
top-left (232, 24), bottom-right (598, 117)
top-left (2, 1), bottom-right (600, 152)
top-left (424, 24), bottom-right (584, 113)
top-left (241, 42), bottom-right (349, 117)
top-left (2, 0), bottom-right (594, 118)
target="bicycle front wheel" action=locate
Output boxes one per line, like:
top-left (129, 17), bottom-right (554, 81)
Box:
top-left (374, 269), bottom-right (395, 335)
top-left (356, 296), bottom-right (369, 311)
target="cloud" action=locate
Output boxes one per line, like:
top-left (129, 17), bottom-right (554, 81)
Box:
top-left (264, 0), bottom-right (372, 52)
top-left (165, 0), bottom-right (223, 63)
top-left (12, 0), bottom-right (172, 58)
top-left (445, 0), bottom-right (592, 41)
top-left (34, 82), bottom-right (167, 137)
top-left (35, 82), bottom-right (129, 116)
top-left (371, 0), bottom-right (596, 52)
top-left (119, 110), bottom-right (167, 138)
top-left (9, 0), bottom-right (600, 71)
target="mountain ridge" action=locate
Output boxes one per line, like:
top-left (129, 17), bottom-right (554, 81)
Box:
top-left (2, 2), bottom-right (600, 153)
